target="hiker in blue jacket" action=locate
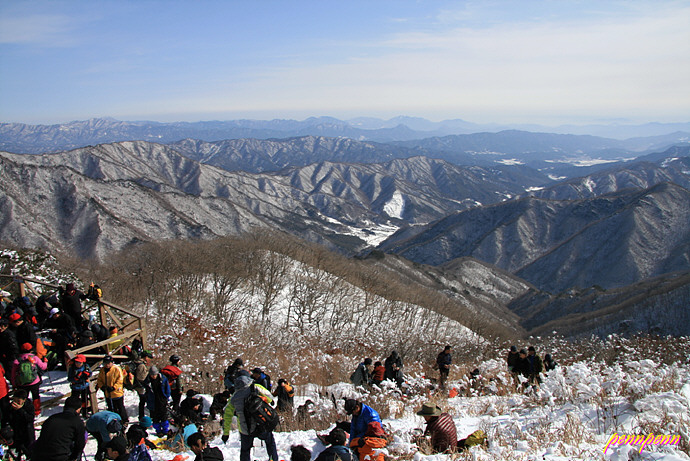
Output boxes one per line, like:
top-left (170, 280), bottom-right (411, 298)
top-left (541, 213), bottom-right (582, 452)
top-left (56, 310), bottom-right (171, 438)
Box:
top-left (86, 410), bottom-right (122, 461)
top-left (344, 399), bottom-right (381, 441)
top-left (145, 366), bottom-right (171, 436)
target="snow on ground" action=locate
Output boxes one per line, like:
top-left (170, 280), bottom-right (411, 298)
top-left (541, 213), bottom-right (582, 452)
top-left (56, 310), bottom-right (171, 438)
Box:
top-left (340, 221), bottom-right (400, 247)
top-left (34, 353), bottom-right (690, 461)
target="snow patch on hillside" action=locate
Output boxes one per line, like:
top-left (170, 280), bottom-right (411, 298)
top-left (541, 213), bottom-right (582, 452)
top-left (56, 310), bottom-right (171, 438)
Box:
top-left (383, 190), bottom-right (405, 219)
top-left (495, 158), bottom-right (524, 165)
top-left (343, 221), bottom-right (400, 247)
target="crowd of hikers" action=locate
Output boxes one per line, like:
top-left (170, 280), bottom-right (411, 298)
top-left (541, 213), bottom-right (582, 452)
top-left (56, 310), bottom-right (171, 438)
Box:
top-left (0, 284), bottom-right (559, 461)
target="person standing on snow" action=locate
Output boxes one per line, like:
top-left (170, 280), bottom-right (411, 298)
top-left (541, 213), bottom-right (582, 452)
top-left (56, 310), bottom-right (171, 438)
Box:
top-left (273, 378), bottom-right (295, 412)
top-left (436, 346), bottom-right (452, 390)
top-left (146, 366), bottom-right (171, 437)
top-left (10, 342), bottom-right (47, 416)
top-left (67, 354), bottom-right (92, 416)
top-left (161, 354), bottom-right (184, 412)
top-left (96, 355), bottom-right (128, 422)
top-left (506, 345), bottom-right (520, 387)
top-left (230, 374), bottom-right (278, 461)
top-left (131, 350), bottom-right (152, 420)
top-left (526, 346), bottom-right (543, 389)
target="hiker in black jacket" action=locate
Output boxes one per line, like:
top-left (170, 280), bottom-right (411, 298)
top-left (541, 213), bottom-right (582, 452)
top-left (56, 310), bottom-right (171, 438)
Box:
top-left (0, 318), bottom-right (19, 372)
top-left (223, 358), bottom-right (244, 391)
top-left (30, 396), bottom-right (86, 461)
top-left (350, 359), bottom-right (372, 387)
top-left (436, 346), bottom-right (452, 390)
top-left (6, 389), bottom-right (35, 459)
top-left (188, 431), bottom-right (224, 460)
top-left (384, 351), bottom-right (404, 388)
top-left (543, 353), bottom-right (558, 373)
top-left (251, 367), bottom-right (272, 391)
top-left (59, 283), bottom-right (86, 329)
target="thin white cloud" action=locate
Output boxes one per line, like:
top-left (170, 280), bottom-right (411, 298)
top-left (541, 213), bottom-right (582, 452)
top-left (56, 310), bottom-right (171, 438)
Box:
top-left (0, 13), bottom-right (79, 46)
top-left (200, 2), bottom-right (690, 122)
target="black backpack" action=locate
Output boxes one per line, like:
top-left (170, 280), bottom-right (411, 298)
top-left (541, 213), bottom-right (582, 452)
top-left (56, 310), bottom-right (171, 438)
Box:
top-left (244, 383), bottom-right (279, 436)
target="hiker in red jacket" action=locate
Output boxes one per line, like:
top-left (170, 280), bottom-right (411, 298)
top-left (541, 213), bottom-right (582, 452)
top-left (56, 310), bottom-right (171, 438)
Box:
top-left (161, 354), bottom-right (183, 412)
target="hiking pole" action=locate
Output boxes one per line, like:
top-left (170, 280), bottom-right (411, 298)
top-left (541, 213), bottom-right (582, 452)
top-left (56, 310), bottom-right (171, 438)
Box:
top-left (42, 367), bottom-right (57, 395)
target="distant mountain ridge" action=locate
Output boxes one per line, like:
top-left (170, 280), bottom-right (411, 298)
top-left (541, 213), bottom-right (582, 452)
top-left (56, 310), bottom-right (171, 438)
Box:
top-left (1, 117), bottom-right (688, 156)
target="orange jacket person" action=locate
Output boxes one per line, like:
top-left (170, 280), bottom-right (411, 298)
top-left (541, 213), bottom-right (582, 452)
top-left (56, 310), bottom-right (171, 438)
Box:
top-left (96, 355), bottom-right (128, 421)
top-left (350, 421), bottom-right (387, 461)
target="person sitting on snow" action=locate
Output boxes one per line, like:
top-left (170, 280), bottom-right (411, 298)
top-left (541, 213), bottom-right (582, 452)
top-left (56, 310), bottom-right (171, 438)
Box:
top-left (188, 431), bottom-right (224, 461)
top-left (350, 421), bottom-right (387, 461)
top-left (315, 428), bottom-right (354, 461)
top-left (344, 399), bottom-right (381, 442)
top-left (416, 403), bottom-right (457, 454)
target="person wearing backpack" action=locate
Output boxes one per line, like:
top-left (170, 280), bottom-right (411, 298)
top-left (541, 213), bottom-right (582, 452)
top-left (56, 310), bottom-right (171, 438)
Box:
top-left (67, 354), bottom-right (92, 416)
top-left (86, 410), bottom-right (123, 461)
top-left (10, 342), bottom-right (47, 416)
top-left (273, 378), bottom-right (295, 412)
top-left (161, 354), bottom-right (183, 412)
top-left (230, 374), bottom-right (279, 461)
top-left (130, 350), bottom-right (151, 420)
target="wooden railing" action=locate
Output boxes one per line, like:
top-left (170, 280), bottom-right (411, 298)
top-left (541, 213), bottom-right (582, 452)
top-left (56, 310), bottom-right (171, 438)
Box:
top-left (1, 274), bottom-right (147, 410)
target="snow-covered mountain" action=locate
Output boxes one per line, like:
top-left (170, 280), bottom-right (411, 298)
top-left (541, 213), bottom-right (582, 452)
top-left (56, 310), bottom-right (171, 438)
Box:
top-left (379, 182), bottom-right (690, 294)
top-left (0, 141), bottom-right (547, 259)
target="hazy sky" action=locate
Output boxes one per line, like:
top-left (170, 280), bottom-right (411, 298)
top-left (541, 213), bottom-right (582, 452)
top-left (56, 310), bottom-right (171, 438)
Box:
top-left (1, 1), bottom-right (689, 125)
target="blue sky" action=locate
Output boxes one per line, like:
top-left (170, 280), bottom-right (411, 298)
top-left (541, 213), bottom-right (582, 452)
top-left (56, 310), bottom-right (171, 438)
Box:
top-left (1, 1), bottom-right (689, 125)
